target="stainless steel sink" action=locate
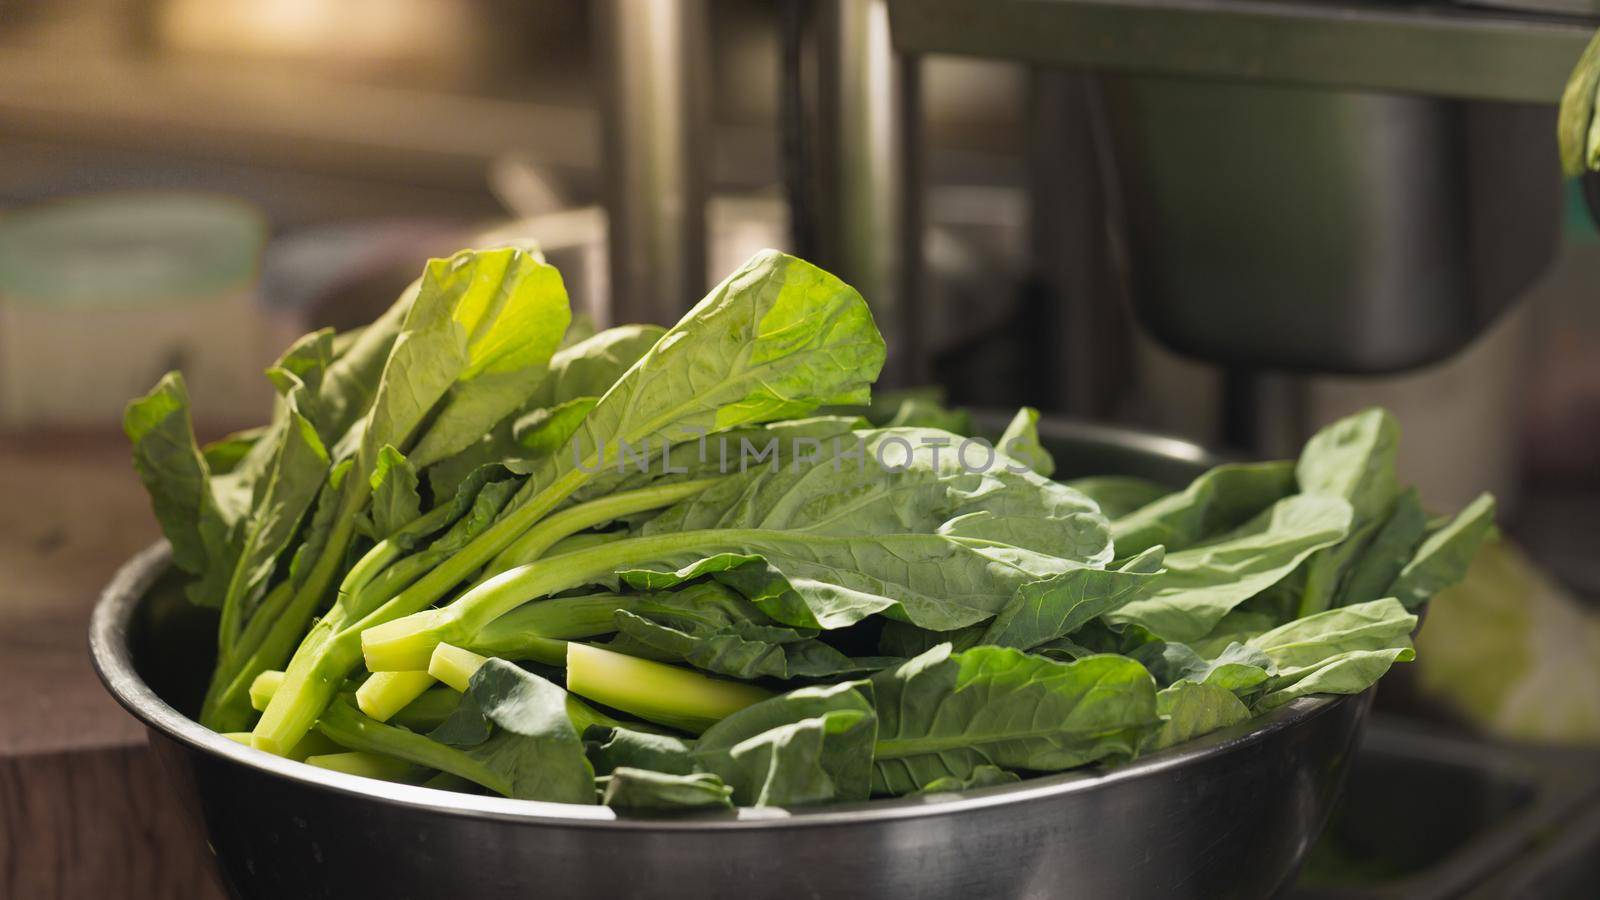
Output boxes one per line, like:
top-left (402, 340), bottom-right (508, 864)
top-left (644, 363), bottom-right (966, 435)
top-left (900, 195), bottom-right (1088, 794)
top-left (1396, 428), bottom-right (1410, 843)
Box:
top-left (1292, 717), bottom-right (1600, 899)
top-left (1102, 80), bottom-right (1560, 374)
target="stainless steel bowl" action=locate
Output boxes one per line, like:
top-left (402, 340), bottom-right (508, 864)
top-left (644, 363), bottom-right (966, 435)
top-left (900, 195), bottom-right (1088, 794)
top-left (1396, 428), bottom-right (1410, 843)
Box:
top-left (91, 421), bottom-right (1371, 900)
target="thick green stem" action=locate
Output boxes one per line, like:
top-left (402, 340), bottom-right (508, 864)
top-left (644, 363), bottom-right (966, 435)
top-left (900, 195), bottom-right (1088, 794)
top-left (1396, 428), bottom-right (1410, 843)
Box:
top-left (425, 643), bottom-right (627, 733)
top-left (338, 539), bottom-right (404, 608)
top-left (219, 574), bottom-right (290, 667)
top-left (420, 771), bottom-right (475, 792)
top-left (229, 579), bottom-right (297, 666)
top-left (541, 530), bottom-right (628, 557)
top-left (285, 730), bottom-right (346, 762)
top-left (304, 751), bottom-right (423, 784)
top-left (249, 670), bottom-right (284, 712)
top-left (250, 471), bottom-right (707, 754)
top-left (344, 551), bottom-right (441, 624)
top-left (256, 464), bottom-right (588, 746)
top-left (256, 536), bottom-right (440, 740)
top-left (371, 653), bottom-right (620, 738)
top-left (198, 579), bottom-right (294, 731)
top-left (250, 499), bottom-right (542, 753)
top-left (565, 643), bottom-right (770, 734)
top-left (487, 478), bottom-right (720, 575)
top-left (356, 670), bottom-right (438, 722)
top-left (204, 485), bottom-right (364, 732)
top-left (428, 644), bottom-right (488, 692)
top-left (249, 622), bottom-right (358, 755)
top-left (461, 594), bottom-right (638, 663)
top-left (564, 694), bottom-right (629, 733)
top-left (223, 727), bottom-right (342, 761)
top-left (361, 528), bottom-right (766, 672)
top-left (334, 499), bottom-right (464, 620)
top-left (390, 687), bottom-right (462, 732)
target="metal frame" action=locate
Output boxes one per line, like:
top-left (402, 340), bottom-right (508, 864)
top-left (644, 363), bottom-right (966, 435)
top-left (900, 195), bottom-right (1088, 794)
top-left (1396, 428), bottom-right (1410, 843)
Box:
top-left (594, 0), bottom-right (711, 325)
top-left (814, 0), bottom-right (925, 385)
top-left (887, 0), bottom-right (1596, 103)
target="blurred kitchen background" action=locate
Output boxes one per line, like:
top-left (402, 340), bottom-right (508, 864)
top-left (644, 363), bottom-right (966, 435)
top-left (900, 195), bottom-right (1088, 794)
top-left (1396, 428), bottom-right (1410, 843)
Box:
top-left (1, 0), bottom-right (1598, 897)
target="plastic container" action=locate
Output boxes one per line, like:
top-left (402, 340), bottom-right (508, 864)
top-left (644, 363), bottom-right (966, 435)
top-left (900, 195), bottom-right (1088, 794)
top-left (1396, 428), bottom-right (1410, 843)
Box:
top-left (0, 193), bottom-right (270, 430)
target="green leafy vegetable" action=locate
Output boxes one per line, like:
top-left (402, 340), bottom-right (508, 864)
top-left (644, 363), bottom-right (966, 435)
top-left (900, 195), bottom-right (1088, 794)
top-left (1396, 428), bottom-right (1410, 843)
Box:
top-left (917, 765), bottom-right (1021, 794)
top-left (695, 681), bottom-right (877, 806)
top-left (253, 250), bottom-right (880, 755)
top-left (1295, 408), bottom-right (1400, 525)
top-left (124, 246), bottom-right (1494, 813)
top-left (996, 406), bottom-right (1055, 478)
top-left (1064, 476), bottom-right (1170, 520)
top-left (611, 579), bottom-right (894, 680)
top-left (1248, 598), bottom-right (1418, 711)
top-left (1111, 461), bottom-right (1297, 557)
top-left (1559, 28), bottom-right (1600, 176)
top-left (360, 428), bottom-right (1111, 668)
top-left (367, 446), bottom-right (422, 540)
top-left (1292, 408), bottom-right (1401, 616)
top-left (428, 658), bottom-right (595, 803)
top-left (1144, 681), bottom-right (1251, 752)
top-left (600, 768), bottom-right (733, 811)
top-left (125, 372), bottom-right (229, 590)
top-left (1336, 488), bottom-right (1426, 608)
top-left (868, 645), bottom-right (1159, 795)
top-left (1107, 494), bottom-right (1354, 642)
top-left (1385, 493), bottom-right (1497, 610)
top-left (979, 547), bottom-right (1164, 651)
top-left (1253, 648), bottom-right (1413, 713)
top-left (242, 246), bottom-right (570, 741)
top-left (585, 726), bottom-right (699, 776)
top-left (1130, 641), bottom-right (1271, 697)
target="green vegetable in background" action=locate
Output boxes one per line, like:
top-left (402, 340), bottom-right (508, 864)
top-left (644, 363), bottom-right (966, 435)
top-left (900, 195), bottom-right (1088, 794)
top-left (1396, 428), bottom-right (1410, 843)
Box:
top-left (1559, 27), bottom-right (1600, 176)
top-left (126, 242), bottom-right (1495, 811)
top-left (1414, 539), bottom-right (1600, 745)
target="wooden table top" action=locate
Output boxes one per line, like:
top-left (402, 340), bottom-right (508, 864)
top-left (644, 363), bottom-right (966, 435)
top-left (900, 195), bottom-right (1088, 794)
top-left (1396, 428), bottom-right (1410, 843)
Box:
top-left (0, 429), bottom-right (221, 899)
top-left (0, 430), bottom-right (159, 756)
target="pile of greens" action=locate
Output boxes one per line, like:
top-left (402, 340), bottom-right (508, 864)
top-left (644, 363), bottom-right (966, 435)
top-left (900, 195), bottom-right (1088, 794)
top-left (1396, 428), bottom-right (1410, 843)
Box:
top-left (126, 246), bottom-right (1496, 811)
